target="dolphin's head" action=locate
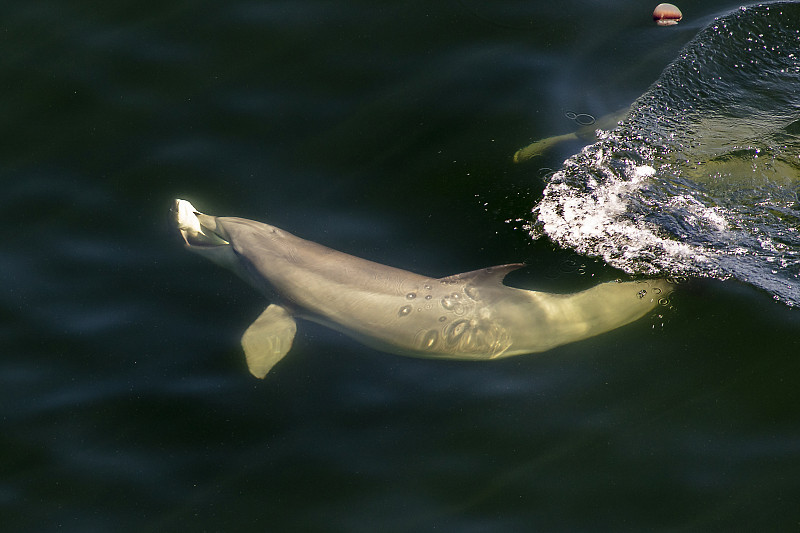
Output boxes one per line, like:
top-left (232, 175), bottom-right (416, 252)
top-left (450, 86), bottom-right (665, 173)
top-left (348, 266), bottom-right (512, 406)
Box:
top-left (173, 199), bottom-right (229, 246)
top-left (173, 199), bottom-right (239, 269)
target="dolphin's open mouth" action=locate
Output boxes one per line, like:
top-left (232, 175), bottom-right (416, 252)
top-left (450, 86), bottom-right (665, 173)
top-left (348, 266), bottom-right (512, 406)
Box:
top-left (173, 199), bottom-right (229, 247)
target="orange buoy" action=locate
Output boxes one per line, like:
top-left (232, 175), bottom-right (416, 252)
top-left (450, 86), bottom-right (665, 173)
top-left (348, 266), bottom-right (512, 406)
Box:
top-left (653, 3), bottom-right (682, 26)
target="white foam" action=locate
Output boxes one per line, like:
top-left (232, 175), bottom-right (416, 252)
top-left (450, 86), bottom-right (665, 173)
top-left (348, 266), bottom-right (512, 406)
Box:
top-left (533, 152), bottom-right (716, 276)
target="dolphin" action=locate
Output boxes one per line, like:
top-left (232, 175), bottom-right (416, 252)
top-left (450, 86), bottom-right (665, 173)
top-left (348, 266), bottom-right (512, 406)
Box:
top-left (173, 199), bottom-right (671, 378)
top-left (513, 107), bottom-right (630, 163)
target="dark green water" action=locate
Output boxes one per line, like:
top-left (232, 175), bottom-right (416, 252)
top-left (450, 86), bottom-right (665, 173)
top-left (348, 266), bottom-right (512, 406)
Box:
top-left (3, 1), bottom-right (800, 531)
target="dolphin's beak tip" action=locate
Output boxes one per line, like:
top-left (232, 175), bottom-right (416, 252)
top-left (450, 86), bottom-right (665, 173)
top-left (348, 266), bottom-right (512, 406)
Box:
top-left (173, 199), bottom-right (203, 238)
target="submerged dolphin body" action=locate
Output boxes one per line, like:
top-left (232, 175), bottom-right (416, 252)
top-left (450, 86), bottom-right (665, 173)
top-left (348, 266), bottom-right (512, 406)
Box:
top-left (173, 199), bottom-right (671, 378)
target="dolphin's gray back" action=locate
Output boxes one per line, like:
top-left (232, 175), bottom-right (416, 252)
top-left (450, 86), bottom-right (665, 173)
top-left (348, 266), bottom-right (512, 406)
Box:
top-left (217, 217), bottom-right (427, 294)
top-left (216, 217), bottom-right (434, 339)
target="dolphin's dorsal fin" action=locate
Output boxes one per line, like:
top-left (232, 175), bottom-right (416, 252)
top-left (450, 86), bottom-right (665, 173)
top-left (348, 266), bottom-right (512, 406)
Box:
top-left (240, 304), bottom-right (297, 378)
top-left (437, 263), bottom-right (525, 286)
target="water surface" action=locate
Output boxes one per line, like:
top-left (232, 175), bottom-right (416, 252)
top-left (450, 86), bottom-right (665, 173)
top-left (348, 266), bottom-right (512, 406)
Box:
top-left (533, 2), bottom-right (800, 306)
top-left (2, 1), bottom-right (800, 531)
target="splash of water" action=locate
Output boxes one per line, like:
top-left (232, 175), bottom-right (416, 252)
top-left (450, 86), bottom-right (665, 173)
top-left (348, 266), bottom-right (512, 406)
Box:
top-left (530, 2), bottom-right (800, 306)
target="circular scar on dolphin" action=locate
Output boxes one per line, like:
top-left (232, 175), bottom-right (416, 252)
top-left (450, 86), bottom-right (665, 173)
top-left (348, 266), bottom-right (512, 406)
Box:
top-left (173, 199), bottom-right (671, 378)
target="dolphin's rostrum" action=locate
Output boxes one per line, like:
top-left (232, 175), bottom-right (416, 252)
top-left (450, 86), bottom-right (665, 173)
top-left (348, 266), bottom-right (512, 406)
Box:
top-left (173, 199), bottom-right (671, 378)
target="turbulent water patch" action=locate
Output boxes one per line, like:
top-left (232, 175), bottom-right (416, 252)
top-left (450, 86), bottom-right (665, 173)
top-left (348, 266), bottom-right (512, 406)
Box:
top-left (530, 2), bottom-right (800, 306)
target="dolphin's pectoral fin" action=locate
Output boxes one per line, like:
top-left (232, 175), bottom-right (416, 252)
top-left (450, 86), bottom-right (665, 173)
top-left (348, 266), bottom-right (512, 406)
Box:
top-left (513, 133), bottom-right (579, 163)
top-left (438, 263), bottom-right (525, 286)
top-left (240, 304), bottom-right (297, 379)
